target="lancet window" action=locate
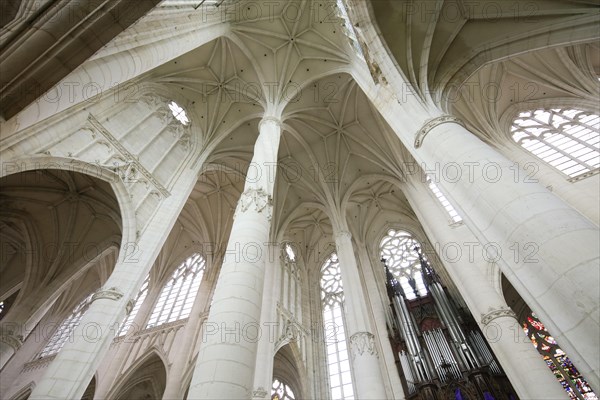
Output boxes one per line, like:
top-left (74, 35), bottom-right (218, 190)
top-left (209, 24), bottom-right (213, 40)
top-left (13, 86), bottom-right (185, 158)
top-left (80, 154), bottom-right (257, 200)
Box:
top-left (320, 253), bottom-right (354, 400)
top-left (37, 293), bottom-right (93, 359)
top-left (146, 253), bottom-right (205, 328)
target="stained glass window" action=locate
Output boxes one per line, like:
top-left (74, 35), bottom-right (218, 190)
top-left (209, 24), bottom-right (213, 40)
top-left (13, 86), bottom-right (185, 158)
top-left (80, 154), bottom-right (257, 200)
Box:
top-left (37, 293), bottom-right (93, 359)
top-left (523, 312), bottom-right (598, 400)
top-left (117, 274), bottom-right (150, 336)
top-left (146, 253), bottom-right (205, 328)
top-left (380, 229), bottom-right (428, 300)
top-left (511, 108), bottom-right (599, 178)
top-left (321, 253), bottom-right (354, 400)
top-left (271, 379), bottom-right (296, 400)
top-left (426, 176), bottom-right (462, 223)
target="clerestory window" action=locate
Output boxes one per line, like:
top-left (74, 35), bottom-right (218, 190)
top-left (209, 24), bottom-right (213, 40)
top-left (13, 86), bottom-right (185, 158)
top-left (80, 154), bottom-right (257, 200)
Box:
top-left (37, 293), bottom-right (93, 359)
top-left (117, 274), bottom-right (150, 336)
top-left (146, 253), bottom-right (205, 328)
top-left (511, 108), bottom-right (599, 179)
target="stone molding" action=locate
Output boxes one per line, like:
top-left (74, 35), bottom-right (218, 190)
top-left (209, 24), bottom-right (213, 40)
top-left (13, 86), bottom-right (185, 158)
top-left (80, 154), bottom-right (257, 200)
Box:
top-left (414, 115), bottom-right (465, 148)
top-left (86, 114), bottom-right (171, 197)
top-left (91, 287), bottom-right (124, 303)
top-left (0, 333), bottom-right (23, 351)
top-left (480, 306), bottom-right (518, 325)
top-left (22, 355), bottom-right (56, 373)
top-left (349, 331), bottom-right (377, 359)
top-left (237, 187), bottom-right (273, 220)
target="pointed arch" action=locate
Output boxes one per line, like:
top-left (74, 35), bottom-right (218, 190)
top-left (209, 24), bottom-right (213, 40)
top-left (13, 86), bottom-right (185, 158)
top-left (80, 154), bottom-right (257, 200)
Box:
top-left (107, 349), bottom-right (168, 400)
top-left (272, 343), bottom-right (306, 400)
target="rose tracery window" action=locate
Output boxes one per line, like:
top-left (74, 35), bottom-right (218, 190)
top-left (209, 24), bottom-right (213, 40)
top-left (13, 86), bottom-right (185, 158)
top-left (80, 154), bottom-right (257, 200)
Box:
top-left (320, 253), bottom-right (354, 400)
top-left (511, 108), bottom-right (600, 178)
top-left (380, 229), bottom-right (428, 300)
top-left (146, 253), bottom-right (205, 328)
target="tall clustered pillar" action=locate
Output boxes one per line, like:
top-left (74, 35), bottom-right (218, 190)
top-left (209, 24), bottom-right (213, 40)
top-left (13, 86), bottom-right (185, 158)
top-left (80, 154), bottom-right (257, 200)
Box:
top-left (188, 117), bottom-right (281, 399)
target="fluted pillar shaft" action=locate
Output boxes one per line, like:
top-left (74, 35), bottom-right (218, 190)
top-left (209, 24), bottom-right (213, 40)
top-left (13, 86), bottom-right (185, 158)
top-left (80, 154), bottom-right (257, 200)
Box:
top-left (403, 173), bottom-right (567, 399)
top-left (188, 117), bottom-right (281, 400)
top-left (333, 229), bottom-right (388, 399)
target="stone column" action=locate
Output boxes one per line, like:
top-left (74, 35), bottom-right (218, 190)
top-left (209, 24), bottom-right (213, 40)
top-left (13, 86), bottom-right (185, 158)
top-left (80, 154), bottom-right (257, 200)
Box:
top-left (251, 243), bottom-right (281, 399)
top-left (187, 117), bottom-right (281, 400)
top-left (351, 5), bottom-right (599, 384)
top-left (411, 117), bottom-right (600, 389)
top-left (495, 140), bottom-right (599, 226)
top-left (354, 245), bottom-right (406, 399)
top-left (28, 168), bottom-right (199, 400)
top-left (333, 228), bottom-right (388, 399)
top-left (0, 334), bottom-right (22, 368)
top-left (403, 172), bottom-right (567, 399)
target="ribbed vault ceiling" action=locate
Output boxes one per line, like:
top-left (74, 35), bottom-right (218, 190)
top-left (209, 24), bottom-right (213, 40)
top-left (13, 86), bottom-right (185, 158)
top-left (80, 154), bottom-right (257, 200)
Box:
top-left (136, 1), bottom-right (417, 275)
top-left (369, 0), bottom-right (600, 104)
top-left (0, 170), bottom-right (121, 315)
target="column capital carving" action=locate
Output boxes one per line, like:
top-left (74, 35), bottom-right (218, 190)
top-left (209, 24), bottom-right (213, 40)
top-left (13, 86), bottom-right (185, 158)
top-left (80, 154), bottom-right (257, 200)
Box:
top-left (349, 331), bottom-right (377, 359)
top-left (252, 387), bottom-right (268, 399)
top-left (125, 298), bottom-right (136, 314)
top-left (0, 332), bottom-right (23, 351)
top-left (480, 306), bottom-right (518, 325)
top-left (91, 287), bottom-right (124, 303)
top-left (414, 115), bottom-right (465, 149)
top-left (259, 116), bottom-right (282, 130)
top-left (236, 187), bottom-right (273, 220)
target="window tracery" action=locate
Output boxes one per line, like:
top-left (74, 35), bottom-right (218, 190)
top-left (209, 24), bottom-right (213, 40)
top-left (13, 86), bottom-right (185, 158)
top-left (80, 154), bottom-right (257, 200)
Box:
top-left (281, 243), bottom-right (301, 319)
top-left (511, 108), bottom-right (599, 178)
top-left (37, 293), bottom-right (94, 359)
top-left (117, 275), bottom-right (150, 336)
top-left (320, 253), bottom-right (354, 400)
top-left (168, 101), bottom-right (190, 125)
top-left (380, 229), bottom-right (428, 300)
top-left (146, 253), bottom-right (205, 328)
top-left (271, 378), bottom-right (296, 400)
